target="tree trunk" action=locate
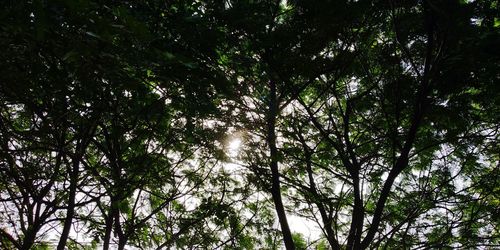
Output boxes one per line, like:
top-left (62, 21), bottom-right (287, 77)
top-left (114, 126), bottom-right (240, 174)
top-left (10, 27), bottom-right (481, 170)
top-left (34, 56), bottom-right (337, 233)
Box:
top-left (57, 157), bottom-right (80, 250)
top-left (114, 208), bottom-right (127, 250)
top-left (102, 209), bottom-right (114, 250)
top-left (267, 80), bottom-right (295, 250)
top-left (347, 174), bottom-right (364, 249)
top-left (20, 226), bottom-right (38, 250)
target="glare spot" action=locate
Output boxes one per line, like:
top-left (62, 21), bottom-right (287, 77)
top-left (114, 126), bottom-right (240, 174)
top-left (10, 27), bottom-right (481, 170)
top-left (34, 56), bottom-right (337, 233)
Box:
top-left (227, 138), bottom-right (242, 157)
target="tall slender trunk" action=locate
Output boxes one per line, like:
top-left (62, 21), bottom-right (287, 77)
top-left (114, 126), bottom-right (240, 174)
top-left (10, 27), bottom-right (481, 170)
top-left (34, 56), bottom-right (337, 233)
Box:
top-left (57, 157), bottom-right (80, 250)
top-left (20, 225), bottom-right (38, 250)
top-left (360, 2), bottom-right (434, 248)
top-left (311, 172), bottom-right (340, 249)
top-left (102, 201), bottom-right (115, 250)
top-left (117, 237), bottom-right (127, 250)
top-left (300, 138), bottom-right (340, 250)
top-left (114, 207), bottom-right (127, 250)
top-left (58, 123), bottom-right (95, 249)
top-left (347, 174), bottom-right (364, 249)
top-left (312, 177), bottom-right (340, 250)
top-left (267, 80), bottom-right (295, 250)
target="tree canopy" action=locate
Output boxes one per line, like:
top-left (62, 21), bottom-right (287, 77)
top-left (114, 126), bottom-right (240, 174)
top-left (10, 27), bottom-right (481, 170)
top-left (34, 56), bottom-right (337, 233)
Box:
top-left (1, 0), bottom-right (499, 249)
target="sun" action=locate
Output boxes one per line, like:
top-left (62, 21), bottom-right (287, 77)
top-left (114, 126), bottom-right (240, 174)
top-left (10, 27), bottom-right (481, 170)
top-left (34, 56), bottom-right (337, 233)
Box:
top-left (228, 138), bottom-right (241, 150)
top-left (227, 137), bottom-right (242, 157)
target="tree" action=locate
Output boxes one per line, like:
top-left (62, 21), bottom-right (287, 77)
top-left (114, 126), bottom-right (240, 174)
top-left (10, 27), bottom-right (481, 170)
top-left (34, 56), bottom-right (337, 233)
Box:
top-left (1, 0), bottom-right (499, 249)
top-left (1, 0), bottom-right (249, 249)
top-left (210, 0), bottom-right (499, 248)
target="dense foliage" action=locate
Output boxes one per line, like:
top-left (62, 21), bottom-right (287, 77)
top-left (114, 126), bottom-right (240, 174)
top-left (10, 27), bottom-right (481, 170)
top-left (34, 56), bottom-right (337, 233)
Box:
top-left (1, 0), bottom-right (499, 249)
